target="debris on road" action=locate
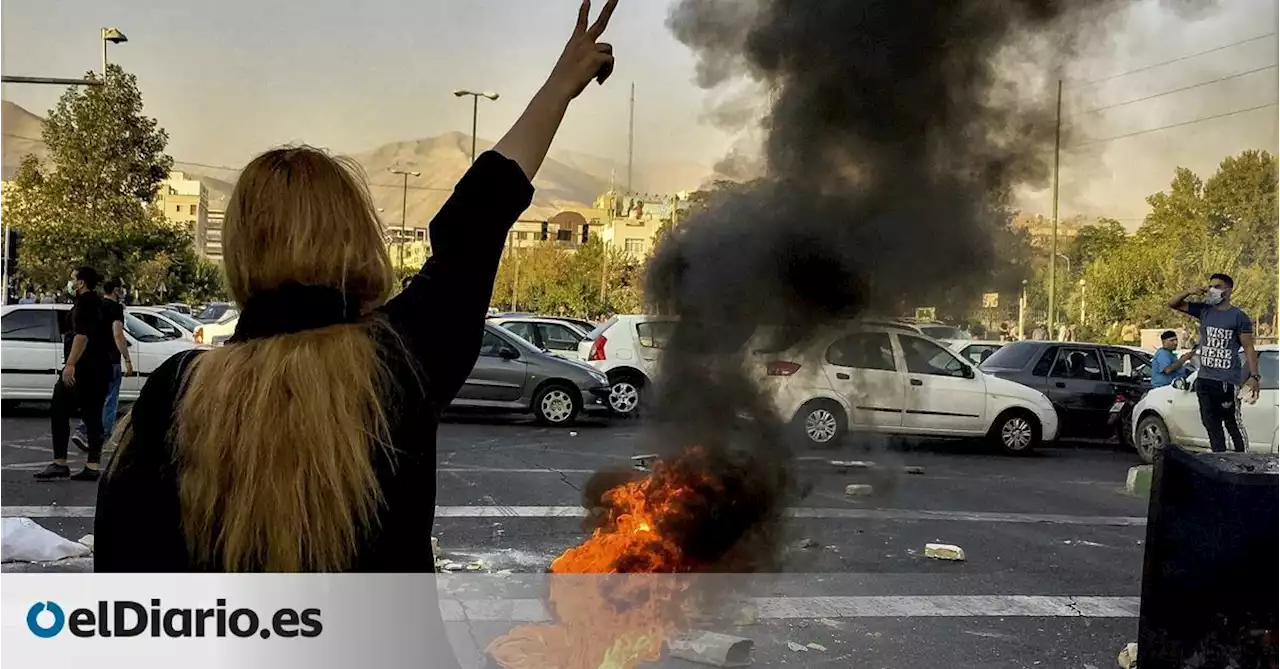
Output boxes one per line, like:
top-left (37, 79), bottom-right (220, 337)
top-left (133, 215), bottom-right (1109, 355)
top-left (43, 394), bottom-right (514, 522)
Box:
top-left (786, 641), bottom-right (808, 652)
top-left (924, 543), bottom-right (966, 561)
top-left (77, 534), bottom-right (95, 552)
top-left (632, 453), bottom-right (659, 471)
top-left (1117, 641), bottom-right (1138, 668)
top-left (903, 466), bottom-right (925, 475)
top-left (1125, 465), bottom-right (1152, 497)
top-left (442, 561), bottom-right (464, 572)
top-left (844, 484), bottom-right (874, 497)
top-left (794, 538), bottom-right (821, 549)
top-left (805, 642), bottom-right (827, 652)
top-left (464, 561), bottom-right (484, 571)
top-left (667, 630), bottom-right (754, 667)
top-left (1, 518), bottom-right (92, 563)
top-left (431, 536), bottom-right (441, 559)
top-left (830, 460), bottom-right (875, 473)
top-left (569, 431), bottom-right (578, 437)
top-left (731, 602), bottom-right (758, 625)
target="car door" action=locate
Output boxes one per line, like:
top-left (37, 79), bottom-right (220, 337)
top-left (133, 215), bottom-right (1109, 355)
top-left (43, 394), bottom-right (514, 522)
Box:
top-left (821, 331), bottom-right (905, 430)
top-left (1101, 348), bottom-right (1152, 404)
top-left (537, 322), bottom-right (585, 360)
top-left (133, 311), bottom-right (184, 340)
top-left (1044, 346), bottom-right (1114, 437)
top-left (1241, 350), bottom-right (1278, 452)
top-left (458, 330), bottom-right (528, 402)
top-left (897, 334), bottom-right (987, 434)
top-left (0, 308), bottom-right (61, 396)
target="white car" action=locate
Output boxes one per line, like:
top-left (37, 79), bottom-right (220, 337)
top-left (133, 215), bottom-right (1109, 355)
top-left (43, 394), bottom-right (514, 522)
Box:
top-left (1, 304), bottom-right (205, 403)
top-left (949, 340), bottom-right (1005, 366)
top-left (1131, 346), bottom-right (1279, 463)
top-left (196, 302), bottom-right (240, 346)
top-left (127, 306), bottom-right (208, 345)
top-left (753, 324), bottom-right (1059, 453)
top-left (578, 315), bottom-right (677, 417)
top-left (490, 317), bottom-right (590, 360)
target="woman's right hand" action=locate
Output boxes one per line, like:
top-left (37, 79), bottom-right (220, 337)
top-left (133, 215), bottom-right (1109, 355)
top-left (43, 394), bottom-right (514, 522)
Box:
top-left (545, 0), bottom-right (619, 101)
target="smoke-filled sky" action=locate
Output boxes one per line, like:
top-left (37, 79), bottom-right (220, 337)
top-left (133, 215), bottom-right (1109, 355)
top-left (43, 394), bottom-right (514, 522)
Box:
top-left (2, 0), bottom-right (1276, 225)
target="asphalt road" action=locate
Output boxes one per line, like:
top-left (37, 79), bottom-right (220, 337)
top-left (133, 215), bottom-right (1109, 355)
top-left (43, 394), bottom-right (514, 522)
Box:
top-left (3, 403), bottom-right (1151, 668)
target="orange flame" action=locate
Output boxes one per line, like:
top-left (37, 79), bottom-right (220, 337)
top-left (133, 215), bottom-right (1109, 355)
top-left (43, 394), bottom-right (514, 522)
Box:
top-left (487, 449), bottom-right (713, 669)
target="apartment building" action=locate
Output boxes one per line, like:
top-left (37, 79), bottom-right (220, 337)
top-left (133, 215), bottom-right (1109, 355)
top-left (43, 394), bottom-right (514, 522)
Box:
top-left (204, 209), bottom-right (224, 262)
top-left (156, 172), bottom-right (209, 254)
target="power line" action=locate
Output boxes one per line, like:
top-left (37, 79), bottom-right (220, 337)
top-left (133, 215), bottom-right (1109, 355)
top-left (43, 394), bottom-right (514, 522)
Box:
top-left (1068, 64), bottom-right (1277, 117)
top-left (1071, 32), bottom-right (1277, 88)
top-left (1069, 102), bottom-right (1278, 148)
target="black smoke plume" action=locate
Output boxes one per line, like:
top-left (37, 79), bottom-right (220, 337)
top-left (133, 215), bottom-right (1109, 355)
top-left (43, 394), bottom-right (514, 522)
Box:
top-left (630, 0), bottom-right (1145, 570)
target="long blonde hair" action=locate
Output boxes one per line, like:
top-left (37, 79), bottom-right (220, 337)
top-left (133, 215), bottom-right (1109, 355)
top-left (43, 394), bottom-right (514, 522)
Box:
top-left (173, 147), bottom-right (395, 571)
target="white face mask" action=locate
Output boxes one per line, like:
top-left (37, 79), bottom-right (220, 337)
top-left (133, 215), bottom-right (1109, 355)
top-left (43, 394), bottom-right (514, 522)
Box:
top-left (1205, 287), bottom-right (1225, 305)
top-left (66, 280), bottom-right (76, 295)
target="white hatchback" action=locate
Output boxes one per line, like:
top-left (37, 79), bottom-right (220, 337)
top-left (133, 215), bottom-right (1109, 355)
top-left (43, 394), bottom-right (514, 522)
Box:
top-left (1130, 346), bottom-right (1279, 463)
top-left (753, 325), bottom-right (1059, 453)
top-left (578, 315), bottom-right (677, 417)
top-left (1, 304), bottom-right (204, 403)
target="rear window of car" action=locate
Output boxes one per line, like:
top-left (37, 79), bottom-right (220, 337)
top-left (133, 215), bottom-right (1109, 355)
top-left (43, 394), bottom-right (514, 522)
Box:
top-left (979, 342), bottom-right (1039, 370)
top-left (586, 316), bottom-right (618, 340)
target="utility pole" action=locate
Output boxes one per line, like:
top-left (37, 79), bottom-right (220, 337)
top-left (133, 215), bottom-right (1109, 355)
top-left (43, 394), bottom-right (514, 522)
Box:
top-left (627, 83), bottom-right (635, 195)
top-left (601, 170), bottom-right (615, 304)
top-left (389, 168), bottom-right (420, 270)
top-left (454, 90), bottom-right (500, 164)
top-left (1048, 79), bottom-right (1062, 340)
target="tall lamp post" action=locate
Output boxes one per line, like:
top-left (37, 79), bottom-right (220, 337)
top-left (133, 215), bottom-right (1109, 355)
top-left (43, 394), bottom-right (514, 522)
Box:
top-left (388, 169), bottom-right (420, 270)
top-left (101, 27), bottom-right (128, 78)
top-left (453, 90), bottom-right (500, 164)
top-left (1079, 278), bottom-right (1087, 329)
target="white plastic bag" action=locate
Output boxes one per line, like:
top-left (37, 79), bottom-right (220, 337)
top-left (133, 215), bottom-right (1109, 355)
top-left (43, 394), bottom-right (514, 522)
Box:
top-left (1, 518), bottom-right (92, 563)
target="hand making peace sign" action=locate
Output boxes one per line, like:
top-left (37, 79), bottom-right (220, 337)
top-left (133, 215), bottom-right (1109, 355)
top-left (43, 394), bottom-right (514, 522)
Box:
top-left (547, 0), bottom-right (619, 100)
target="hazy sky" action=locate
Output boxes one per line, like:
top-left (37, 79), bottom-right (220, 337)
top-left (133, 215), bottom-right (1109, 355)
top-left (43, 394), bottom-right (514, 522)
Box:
top-left (3, 0), bottom-right (1277, 225)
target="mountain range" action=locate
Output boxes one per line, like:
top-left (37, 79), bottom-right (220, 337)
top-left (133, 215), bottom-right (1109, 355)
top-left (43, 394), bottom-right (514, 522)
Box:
top-left (1, 100), bottom-right (715, 225)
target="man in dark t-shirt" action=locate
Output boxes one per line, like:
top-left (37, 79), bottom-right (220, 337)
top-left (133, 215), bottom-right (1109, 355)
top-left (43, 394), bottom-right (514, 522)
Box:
top-left (35, 266), bottom-right (114, 481)
top-left (71, 280), bottom-right (133, 453)
top-left (1169, 272), bottom-right (1261, 453)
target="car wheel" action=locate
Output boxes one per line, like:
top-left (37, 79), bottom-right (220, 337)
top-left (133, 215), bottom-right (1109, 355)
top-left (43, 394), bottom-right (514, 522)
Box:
top-left (533, 384), bottom-right (581, 426)
top-left (795, 400), bottom-right (846, 448)
top-left (607, 376), bottom-right (643, 418)
top-left (992, 410), bottom-right (1040, 455)
top-left (1134, 414), bottom-right (1169, 465)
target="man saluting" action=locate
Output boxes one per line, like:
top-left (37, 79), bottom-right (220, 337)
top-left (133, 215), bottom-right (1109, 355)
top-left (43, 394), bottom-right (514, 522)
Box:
top-left (1169, 273), bottom-right (1261, 453)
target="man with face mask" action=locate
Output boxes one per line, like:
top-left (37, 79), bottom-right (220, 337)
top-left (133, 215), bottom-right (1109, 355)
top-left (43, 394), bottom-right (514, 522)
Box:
top-left (1169, 273), bottom-right (1261, 453)
top-left (34, 266), bottom-right (114, 481)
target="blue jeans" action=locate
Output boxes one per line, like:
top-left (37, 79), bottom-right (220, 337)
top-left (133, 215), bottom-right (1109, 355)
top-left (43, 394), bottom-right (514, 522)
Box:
top-left (76, 364), bottom-right (122, 441)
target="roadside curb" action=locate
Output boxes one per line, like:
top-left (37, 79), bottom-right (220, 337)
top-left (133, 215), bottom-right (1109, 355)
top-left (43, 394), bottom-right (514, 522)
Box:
top-left (1125, 465), bottom-right (1152, 497)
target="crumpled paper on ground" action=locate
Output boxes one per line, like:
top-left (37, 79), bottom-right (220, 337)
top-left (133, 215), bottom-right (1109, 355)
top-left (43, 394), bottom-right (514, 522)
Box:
top-left (2, 518), bottom-right (92, 563)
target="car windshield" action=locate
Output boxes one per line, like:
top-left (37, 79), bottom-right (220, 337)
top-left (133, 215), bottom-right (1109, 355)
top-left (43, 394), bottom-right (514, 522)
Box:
top-left (980, 341), bottom-right (1040, 370)
top-left (161, 310), bottom-right (203, 331)
top-left (920, 325), bottom-right (969, 340)
top-left (124, 313), bottom-right (169, 342)
top-left (197, 303), bottom-right (236, 323)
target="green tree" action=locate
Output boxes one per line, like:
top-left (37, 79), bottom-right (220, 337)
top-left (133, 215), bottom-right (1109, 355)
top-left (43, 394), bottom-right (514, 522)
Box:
top-left (1067, 218), bottom-right (1126, 271)
top-left (7, 65), bottom-right (209, 302)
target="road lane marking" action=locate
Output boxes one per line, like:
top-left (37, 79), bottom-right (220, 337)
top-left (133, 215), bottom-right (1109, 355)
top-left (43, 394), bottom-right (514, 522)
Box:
top-left (439, 595), bottom-right (1140, 622)
top-left (0, 505), bottom-right (1145, 526)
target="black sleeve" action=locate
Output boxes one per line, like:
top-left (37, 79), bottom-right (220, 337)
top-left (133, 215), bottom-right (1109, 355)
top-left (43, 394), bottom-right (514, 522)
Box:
top-left (378, 151), bottom-right (534, 406)
top-left (73, 295), bottom-right (101, 337)
top-left (94, 351), bottom-right (199, 572)
top-left (109, 301), bottom-right (125, 324)
top-left (1185, 302), bottom-right (1208, 320)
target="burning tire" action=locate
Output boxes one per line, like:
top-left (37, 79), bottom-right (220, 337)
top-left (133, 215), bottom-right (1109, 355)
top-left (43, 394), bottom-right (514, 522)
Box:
top-left (991, 410), bottom-right (1040, 455)
top-left (795, 400), bottom-right (846, 447)
top-left (533, 383), bottom-right (581, 426)
top-left (1134, 414), bottom-right (1168, 464)
top-left (607, 374), bottom-right (644, 418)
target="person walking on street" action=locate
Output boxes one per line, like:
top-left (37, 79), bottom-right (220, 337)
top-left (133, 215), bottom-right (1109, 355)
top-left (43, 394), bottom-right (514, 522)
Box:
top-left (1151, 329), bottom-right (1194, 388)
top-left (71, 280), bottom-right (133, 454)
top-left (1169, 273), bottom-right (1261, 453)
top-left (1031, 323), bottom-right (1047, 341)
top-left (35, 267), bottom-right (115, 481)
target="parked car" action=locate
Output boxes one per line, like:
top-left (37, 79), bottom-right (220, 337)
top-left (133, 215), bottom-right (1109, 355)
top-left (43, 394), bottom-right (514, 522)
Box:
top-left (452, 324), bottom-right (611, 426)
top-left (752, 324), bottom-right (1058, 453)
top-left (196, 302), bottom-right (238, 324)
top-left (490, 317), bottom-right (590, 360)
top-left (550, 317), bottom-right (597, 333)
top-left (979, 340), bottom-right (1152, 445)
top-left (577, 315), bottom-right (677, 417)
top-left (864, 319), bottom-right (972, 347)
top-left (950, 340), bottom-right (1005, 366)
top-left (0, 304), bottom-right (204, 403)
top-left (163, 302), bottom-right (194, 316)
top-left (127, 306), bottom-right (206, 344)
top-left (1130, 346), bottom-right (1278, 463)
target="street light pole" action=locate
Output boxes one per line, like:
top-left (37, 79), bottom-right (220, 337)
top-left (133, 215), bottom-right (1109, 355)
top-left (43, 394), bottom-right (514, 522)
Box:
top-left (453, 90), bottom-right (500, 164)
top-left (100, 27), bottom-right (128, 78)
top-left (1048, 79), bottom-right (1063, 340)
top-left (388, 168), bottom-right (421, 270)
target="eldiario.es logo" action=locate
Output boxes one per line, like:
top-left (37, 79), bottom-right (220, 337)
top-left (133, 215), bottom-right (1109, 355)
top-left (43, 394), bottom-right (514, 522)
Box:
top-left (27, 599), bottom-right (322, 639)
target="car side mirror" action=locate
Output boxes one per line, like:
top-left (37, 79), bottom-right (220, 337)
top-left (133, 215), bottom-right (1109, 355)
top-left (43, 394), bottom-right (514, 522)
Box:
top-left (499, 347), bottom-right (519, 360)
top-left (960, 365), bottom-right (975, 379)
top-left (1172, 377), bottom-right (1189, 391)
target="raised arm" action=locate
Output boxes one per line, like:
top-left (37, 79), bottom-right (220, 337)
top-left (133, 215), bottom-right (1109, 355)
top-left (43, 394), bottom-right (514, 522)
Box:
top-left (380, 0), bottom-right (619, 405)
top-left (1169, 286), bottom-right (1206, 316)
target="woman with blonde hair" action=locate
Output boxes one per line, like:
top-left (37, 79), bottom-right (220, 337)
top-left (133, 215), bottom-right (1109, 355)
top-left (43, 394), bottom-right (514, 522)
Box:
top-left (94, 0), bottom-right (619, 572)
